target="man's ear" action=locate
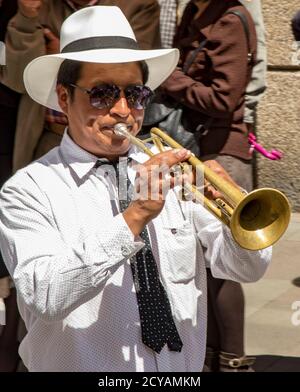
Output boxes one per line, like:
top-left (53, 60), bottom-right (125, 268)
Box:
top-left (56, 84), bottom-right (69, 114)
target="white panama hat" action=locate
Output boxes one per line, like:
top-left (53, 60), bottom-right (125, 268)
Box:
top-left (24, 6), bottom-right (179, 112)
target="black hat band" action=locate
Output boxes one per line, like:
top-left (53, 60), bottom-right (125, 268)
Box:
top-left (62, 36), bottom-right (139, 53)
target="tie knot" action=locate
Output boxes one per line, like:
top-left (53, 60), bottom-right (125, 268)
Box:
top-left (95, 159), bottom-right (118, 170)
top-left (95, 157), bottom-right (132, 172)
top-left (95, 158), bottom-right (133, 204)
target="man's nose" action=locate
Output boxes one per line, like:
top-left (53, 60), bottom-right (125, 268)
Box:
top-left (110, 92), bottom-right (130, 117)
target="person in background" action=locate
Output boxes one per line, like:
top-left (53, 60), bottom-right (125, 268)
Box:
top-left (205, 0), bottom-right (268, 372)
top-left (0, 0), bottom-right (161, 173)
top-left (206, 0), bottom-right (267, 370)
top-left (0, 5), bottom-right (272, 372)
top-left (158, 0), bottom-right (190, 48)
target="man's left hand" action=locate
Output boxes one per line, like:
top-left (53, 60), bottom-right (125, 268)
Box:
top-left (203, 159), bottom-right (240, 200)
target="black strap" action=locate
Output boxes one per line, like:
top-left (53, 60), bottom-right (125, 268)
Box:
top-left (183, 9), bottom-right (253, 72)
top-left (224, 10), bottom-right (253, 64)
top-left (182, 39), bottom-right (207, 74)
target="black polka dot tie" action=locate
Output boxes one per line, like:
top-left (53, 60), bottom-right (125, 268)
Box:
top-left (96, 159), bottom-right (183, 354)
top-left (129, 227), bottom-right (183, 353)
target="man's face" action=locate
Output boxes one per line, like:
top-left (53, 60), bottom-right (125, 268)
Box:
top-left (57, 62), bottom-right (145, 160)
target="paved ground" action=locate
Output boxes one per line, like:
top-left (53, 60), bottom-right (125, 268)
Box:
top-left (243, 213), bottom-right (300, 372)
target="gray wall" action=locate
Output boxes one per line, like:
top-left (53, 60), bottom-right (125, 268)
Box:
top-left (256, 0), bottom-right (300, 211)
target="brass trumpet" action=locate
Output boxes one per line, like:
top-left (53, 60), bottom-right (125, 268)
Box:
top-left (114, 124), bottom-right (291, 251)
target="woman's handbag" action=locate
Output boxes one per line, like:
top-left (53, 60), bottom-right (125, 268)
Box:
top-left (142, 96), bottom-right (203, 155)
top-left (142, 40), bottom-right (208, 156)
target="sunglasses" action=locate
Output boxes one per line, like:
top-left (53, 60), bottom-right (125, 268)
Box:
top-left (69, 83), bottom-right (153, 110)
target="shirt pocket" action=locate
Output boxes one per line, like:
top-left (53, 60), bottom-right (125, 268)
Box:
top-left (161, 221), bottom-right (197, 283)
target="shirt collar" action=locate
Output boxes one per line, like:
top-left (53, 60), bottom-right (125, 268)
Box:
top-left (60, 131), bottom-right (99, 179)
top-left (177, 0), bottom-right (231, 41)
top-left (59, 129), bottom-right (151, 179)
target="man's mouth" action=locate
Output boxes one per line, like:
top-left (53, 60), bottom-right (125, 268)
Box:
top-left (100, 124), bottom-right (133, 135)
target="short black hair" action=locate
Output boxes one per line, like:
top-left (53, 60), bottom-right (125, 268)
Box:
top-left (56, 60), bottom-right (149, 100)
top-left (56, 60), bottom-right (82, 100)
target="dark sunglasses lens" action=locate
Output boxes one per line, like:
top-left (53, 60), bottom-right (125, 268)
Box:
top-left (89, 85), bottom-right (120, 109)
top-left (125, 86), bottom-right (153, 109)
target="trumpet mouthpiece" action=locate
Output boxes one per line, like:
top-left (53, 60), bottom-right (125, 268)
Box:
top-left (114, 123), bottom-right (128, 137)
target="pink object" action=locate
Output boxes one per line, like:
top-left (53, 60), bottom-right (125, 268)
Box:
top-left (248, 133), bottom-right (283, 160)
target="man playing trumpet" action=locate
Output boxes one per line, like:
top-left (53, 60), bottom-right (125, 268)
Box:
top-left (0, 6), bottom-right (272, 372)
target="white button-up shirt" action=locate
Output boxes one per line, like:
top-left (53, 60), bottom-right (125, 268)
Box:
top-left (0, 132), bottom-right (271, 372)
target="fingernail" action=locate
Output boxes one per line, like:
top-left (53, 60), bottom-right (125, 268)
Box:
top-left (174, 148), bottom-right (188, 158)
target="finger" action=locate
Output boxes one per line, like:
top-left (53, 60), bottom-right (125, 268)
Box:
top-left (134, 166), bottom-right (178, 201)
top-left (150, 175), bottom-right (178, 200)
top-left (203, 159), bottom-right (239, 188)
top-left (204, 184), bottom-right (222, 200)
top-left (144, 148), bottom-right (191, 170)
top-left (43, 28), bottom-right (58, 41)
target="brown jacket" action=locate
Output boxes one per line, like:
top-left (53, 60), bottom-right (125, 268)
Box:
top-left (161, 0), bottom-right (257, 160)
top-left (1, 0), bottom-right (160, 171)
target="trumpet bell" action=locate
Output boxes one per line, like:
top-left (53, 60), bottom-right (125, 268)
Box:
top-left (230, 188), bottom-right (291, 250)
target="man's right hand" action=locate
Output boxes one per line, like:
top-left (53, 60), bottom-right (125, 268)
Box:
top-left (18, 0), bottom-right (43, 18)
top-left (123, 148), bottom-right (191, 237)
